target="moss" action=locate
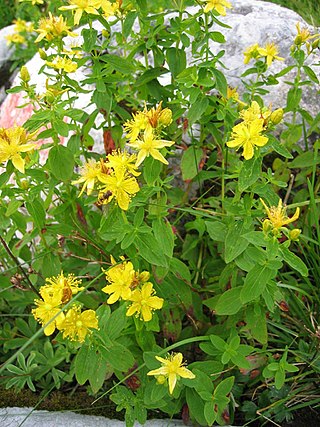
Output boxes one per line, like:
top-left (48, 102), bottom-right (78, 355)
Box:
top-left (0, 387), bottom-right (123, 419)
top-left (0, 0), bottom-right (16, 30)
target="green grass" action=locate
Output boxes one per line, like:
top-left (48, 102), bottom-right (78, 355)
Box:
top-left (263, 0), bottom-right (320, 26)
top-left (0, 0), bottom-right (16, 30)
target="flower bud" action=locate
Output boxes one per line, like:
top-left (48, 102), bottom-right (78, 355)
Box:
top-left (44, 90), bottom-right (55, 104)
top-left (294, 35), bottom-right (303, 46)
top-left (138, 271), bottom-right (150, 283)
top-left (262, 219), bottom-right (273, 234)
top-left (38, 48), bottom-right (47, 60)
top-left (20, 179), bottom-right (29, 190)
top-left (20, 66), bottom-right (30, 83)
top-left (156, 375), bottom-right (166, 385)
top-left (289, 228), bottom-right (301, 241)
top-left (312, 38), bottom-right (320, 50)
top-left (270, 108), bottom-right (284, 125)
top-left (159, 108), bottom-right (172, 127)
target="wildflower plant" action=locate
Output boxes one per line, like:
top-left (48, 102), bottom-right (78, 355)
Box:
top-left (0, 1), bottom-right (319, 426)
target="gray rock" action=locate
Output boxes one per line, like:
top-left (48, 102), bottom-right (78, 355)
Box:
top-left (0, 25), bottom-right (14, 69)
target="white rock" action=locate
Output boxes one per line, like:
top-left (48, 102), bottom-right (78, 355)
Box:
top-left (0, 25), bottom-right (15, 69)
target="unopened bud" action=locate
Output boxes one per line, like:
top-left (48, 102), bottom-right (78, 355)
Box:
top-left (159, 108), bottom-right (172, 127)
top-left (289, 228), bottom-right (301, 241)
top-left (20, 179), bottom-right (29, 190)
top-left (38, 48), bottom-right (47, 60)
top-left (139, 271), bottom-right (150, 283)
top-left (44, 90), bottom-right (55, 104)
top-left (262, 219), bottom-right (273, 234)
top-left (156, 375), bottom-right (166, 385)
top-left (270, 108), bottom-right (284, 125)
top-left (312, 38), bottom-right (320, 50)
top-left (20, 66), bottom-right (30, 83)
top-left (294, 35), bottom-right (303, 46)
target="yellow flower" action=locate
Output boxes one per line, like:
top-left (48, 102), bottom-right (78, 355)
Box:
top-left (59, 0), bottom-right (102, 26)
top-left (46, 56), bottom-right (78, 73)
top-left (203, 0), bottom-right (232, 15)
top-left (126, 282), bottom-right (164, 322)
top-left (102, 257), bottom-right (135, 303)
top-left (72, 158), bottom-right (103, 196)
top-left (128, 127), bottom-right (174, 167)
top-left (98, 168), bottom-right (140, 210)
top-left (14, 19), bottom-right (34, 33)
top-left (147, 353), bottom-right (195, 395)
top-left (6, 33), bottom-right (26, 45)
top-left (124, 111), bottom-right (149, 143)
top-left (226, 119), bottom-right (268, 160)
top-left (240, 101), bottom-right (271, 124)
top-left (35, 13), bottom-right (77, 43)
top-left (260, 198), bottom-right (300, 230)
top-left (32, 287), bottom-right (64, 336)
top-left (145, 102), bottom-right (173, 129)
top-left (257, 42), bottom-right (284, 67)
top-left (59, 306), bottom-right (98, 343)
top-left (243, 43), bottom-right (261, 64)
top-left (106, 150), bottom-right (140, 176)
top-left (294, 22), bottom-right (319, 46)
top-left (101, 0), bottom-right (119, 18)
top-left (44, 272), bottom-right (84, 303)
top-left (0, 126), bottom-right (37, 173)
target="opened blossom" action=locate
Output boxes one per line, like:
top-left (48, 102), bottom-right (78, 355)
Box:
top-left (128, 127), bottom-right (174, 167)
top-left (260, 198), bottom-right (300, 230)
top-left (32, 287), bottom-right (64, 336)
top-left (0, 126), bottom-right (37, 173)
top-left (44, 272), bottom-right (84, 303)
top-left (72, 158), bottom-right (104, 196)
top-left (35, 13), bottom-right (77, 43)
top-left (46, 56), bottom-right (78, 73)
top-left (147, 353), bottom-right (195, 395)
top-left (126, 282), bottom-right (164, 322)
top-left (226, 119), bottom-right (268, 160)
top-left (203, 0), bottom-right (232, 15)
top-left (98, 168), bottom-right (140, 210)
top-left (58, 306), bottom-right (98, 343)
top-left (59, 0), bottom-right (102, 26)
top-left (102, 257), bottom-right (135, 303)
top-left (258, 42), bottom-right (284, 67)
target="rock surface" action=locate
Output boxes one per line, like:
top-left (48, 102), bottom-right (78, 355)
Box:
top-left (0, 407), bottom-right (186, 427)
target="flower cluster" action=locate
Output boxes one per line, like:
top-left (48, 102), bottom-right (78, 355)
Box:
top-left (102, 256), bottom-right (164, 322)
top-left (124, 102), bottom-right (174, 167)
top-left (35, 12), bottom-right (77, 43)
top-left (147, 353), bottom-right (195, 395)
top-left (59, 0), bottom-right (120, 26)
top-left (46, 56), bottom-right (78, 73)
top-left (5, 19), bottom-right (34, 45)
top-left (260, 198), bottom-right (300, 239)
top-left (243, 42), bottom-right (284, 67)
top-left (292, 22), bottom-right (320, 54)
top-left (32, 272), bottom-right (98, 342)
top-left (226, 101), bottom-right (284, 160)
top-left (0, 126), bottom-right (37, 173)
top-left (72, 150), bottom-right (140, 210)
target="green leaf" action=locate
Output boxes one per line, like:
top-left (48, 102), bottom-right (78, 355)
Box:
top-left (224, 220), bottom-right (250, 263)
top-left (303, 65), bottom-right (319, 84)
top-left (243, 231), bottom-right (267, 247)
top-left (166, 47), bottom-right (186, 78)
top-left (246, 304), bottom-right (268, 344)
top-left (215, 287), bottom-right (243, 315)
top-left (187, 97), bottom-right (209, 124)
top-left (268, 136), bottom-right (293, 159)
top-left (82, 28), bottom-right (97, 52)
top-left (153, 218), bottom-right (174, 258)
top-left (205, 220), bottom-right (227, 242)
top-left (100, 342), bottom-right (135, 372)
top-left (135, 233), bottom-right (168, 267)
top-left (240, 264), bottom-right (277, 304)
top-left (286, 87), bottom-right (302, 111)
top-left (101, 54), bottom-right (135, 74)
top-left (280, 246), bottom-right (308, 277)
top-left (47, 145), bottom-right (74, 181)
top-left (5, 200), bottom-right (23, 217)
top-left (105, 305), bottom-right (127, 341)
top-left (181, 146), bottom-right (203, 180)
top-left (212, 68), bottom-right (227, 97)
top-left (204, 401), bottom-right (216, 426)
top-left (41, 252), bottom-right (61, 279)
top-left (143, 156), bottom-right (162, 185)
top-left (214, 376), bottom-right (234, 397)
top-left (170, 258), bottom-right (191, 283)
top-left (26, 199), bottom-right (46, 229)
top-left (238, 156), bottom-right (262, 192)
